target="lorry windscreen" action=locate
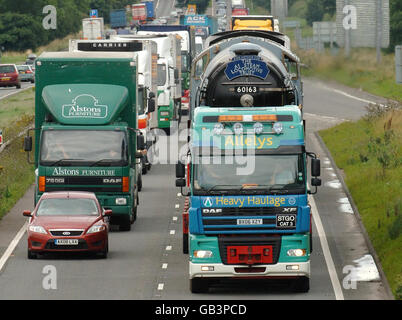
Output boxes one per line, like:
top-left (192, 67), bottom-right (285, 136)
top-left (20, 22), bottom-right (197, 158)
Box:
top-left (40, 130), bottom-right (128, 166)
top-left (157, 64), bottom-right (167, 86)
top-left (193, 154), bottom-right (305, 195)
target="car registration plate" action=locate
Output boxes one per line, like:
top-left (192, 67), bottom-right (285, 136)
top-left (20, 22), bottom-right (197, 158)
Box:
top-left (237, 218), bottom-right (263, 225)
top-left (54, 239), bottom-right (79, 245)
top-left (0, 77), bottom-right (11, 81)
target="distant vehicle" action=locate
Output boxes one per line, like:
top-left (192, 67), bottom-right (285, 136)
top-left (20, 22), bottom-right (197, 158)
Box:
top-left (82, 17), bottom-right (104, 40)
top-left (16, 65), bottom-right (35, 83)
top-left (24, 191), bottom-right (111, 259)
top-left (216, 8), bottom-right (226, 17)
top-left (0, 64), bottom-right (21, 89)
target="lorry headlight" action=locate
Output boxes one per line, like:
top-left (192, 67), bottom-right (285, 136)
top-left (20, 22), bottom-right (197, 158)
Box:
top-left (287, 249), bottom-right (306, 257)
top-left (273, 122), bottom-right (283, 134)
top-left (233, 122), bottom-right (243, 135)
top-left (193, 250), bottom-right (213, 258)
top-left (115, 198), bottom-right (127, 205)
top-left (213, 123), bottom-right (224, 135)
top-left (253, 122), bottom-right (264, 134)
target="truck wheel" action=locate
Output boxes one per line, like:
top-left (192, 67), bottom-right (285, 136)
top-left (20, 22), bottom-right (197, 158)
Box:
top-left (119, 216), bottom-right (131, 231)
top-left (183, 233), bottom-right (189, 254)
top-left (292, 277), bottom-right (310, 293)
top-left (190, 278), bottom-right (209, 293)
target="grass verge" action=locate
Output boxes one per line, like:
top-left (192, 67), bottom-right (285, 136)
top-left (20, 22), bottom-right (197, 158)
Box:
top-left (319, 102), bottom-right (402, 300)
top-left (0, 89), bottom-right (35, 220)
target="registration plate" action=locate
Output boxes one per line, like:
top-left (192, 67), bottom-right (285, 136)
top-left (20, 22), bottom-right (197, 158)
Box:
top-left (276, 214), bottom-right (297, 229)
top-left (237, 218), bottom-right (263, 225)
top-left (54, 239), bottom-right (79, 245)
top-left (0, 77), bottom-right (11, 81)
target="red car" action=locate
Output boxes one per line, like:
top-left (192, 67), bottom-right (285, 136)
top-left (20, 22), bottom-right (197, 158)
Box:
top-left (0, 64), bottom-right (21, 89)
top-left (23, 191), bottom-right (111, 259)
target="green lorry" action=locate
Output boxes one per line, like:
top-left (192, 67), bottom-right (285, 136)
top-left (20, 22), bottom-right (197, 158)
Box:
top-left (24, 51), bottom-right (143, 231)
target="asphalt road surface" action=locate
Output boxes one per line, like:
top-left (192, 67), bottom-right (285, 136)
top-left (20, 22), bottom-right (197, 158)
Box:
top-left (0, 82), bottom-right (34, 100)
top-left (0, 77), bottom-right (393, 301)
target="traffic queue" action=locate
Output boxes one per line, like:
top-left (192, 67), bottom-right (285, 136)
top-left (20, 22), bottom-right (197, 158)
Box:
top-left (21, 0), bottom-right (321, 294)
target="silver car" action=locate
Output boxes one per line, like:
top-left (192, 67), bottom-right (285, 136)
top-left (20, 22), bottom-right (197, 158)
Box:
top-left (17, 65), bottom-right (35, 83)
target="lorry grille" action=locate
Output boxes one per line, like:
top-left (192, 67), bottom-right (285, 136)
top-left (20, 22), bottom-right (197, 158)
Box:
top-left (218, 235), bottom-right (281, 265)
top-left (201, 207), bottom-right (297, 233)
top-left (45, 176), bottom-right (122, 192)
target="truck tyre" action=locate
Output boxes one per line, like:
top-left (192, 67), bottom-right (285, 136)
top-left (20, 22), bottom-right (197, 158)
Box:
top-left (292, 277), bottom-right (310, 293)
top-left (182, 233), bottom-right (189, 254)
top-left (190, 278), bottom-right (209, 293)
top-left (119, 215), bottom-right (131, 231)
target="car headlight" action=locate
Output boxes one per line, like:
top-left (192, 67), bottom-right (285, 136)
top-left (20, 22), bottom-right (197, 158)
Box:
top-left (87, 225), bottom-right (106, 234)
top-left (28, 225), bottom-right (47, 234)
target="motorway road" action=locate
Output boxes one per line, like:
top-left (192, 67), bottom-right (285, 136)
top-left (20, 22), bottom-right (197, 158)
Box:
top-left (0, 77), bottom-right (393, 301)
top-left (0, 82), bottom-right (34, 100)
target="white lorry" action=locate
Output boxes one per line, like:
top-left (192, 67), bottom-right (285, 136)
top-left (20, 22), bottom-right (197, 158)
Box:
top-left (82, 18), bottom-right (104, 40)
top-left (112, 34), bottom-right (183, 133)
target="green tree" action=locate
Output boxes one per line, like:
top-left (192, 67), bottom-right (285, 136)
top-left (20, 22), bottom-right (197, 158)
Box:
top-left (389, 0), bottom-right (402, 52)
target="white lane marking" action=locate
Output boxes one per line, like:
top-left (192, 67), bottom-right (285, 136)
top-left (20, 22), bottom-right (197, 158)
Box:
top-left (0, 221), bottom-right (28, 273)
top-left (175, 204), bottom-right (180, 209)
top-left (337, 197), bottom-right (354, 214)
top-left (312, 82), bottom-right (386, 107)
top-left (325, 179), bottom-right (342, 189)
top-left (351, 255), bottom-right (380, 282)
top-left (165, 245), bottom-right (172, 251)
top-left (172, 216), bottom-right (178, 221)
top-left (170, 230), bottom-right (176, 235)
top-left (309, 194), bottom-right (345, 300)
top-left (157, 283), bottom-right (164, 290)
top-left (162, 263), bottom-right (168, 269)
top-left (0, 85), bottom-right (34, 101)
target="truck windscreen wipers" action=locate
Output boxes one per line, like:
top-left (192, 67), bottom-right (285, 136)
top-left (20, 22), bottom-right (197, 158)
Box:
top-left (49, 159), bottom-right (84, 166)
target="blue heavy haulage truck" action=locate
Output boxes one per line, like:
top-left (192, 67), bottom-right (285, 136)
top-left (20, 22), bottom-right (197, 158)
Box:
top-left (176, 106), bottom-right (321, 293)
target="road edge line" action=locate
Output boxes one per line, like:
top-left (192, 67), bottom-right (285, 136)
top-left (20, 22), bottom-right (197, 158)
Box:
top-left (0, 221), bottom-right (27, 273)
top-left (309, 194), bottom-right (345, 300)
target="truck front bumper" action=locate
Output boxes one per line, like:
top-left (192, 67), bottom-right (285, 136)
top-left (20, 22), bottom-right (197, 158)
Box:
top-left (189, 261), bottom-right (310, 279)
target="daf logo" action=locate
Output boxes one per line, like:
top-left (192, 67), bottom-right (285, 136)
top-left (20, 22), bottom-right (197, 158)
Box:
top-left (203, 197), bottom-right (213, 207)
top-left (282, 208), bottom-right (297, 213)
top-left (62, 231), bottom-right (71, 236)
top-left (103, 178), bottom-right (122, 184)
top-left (202, 208), bottom-right (222, 214)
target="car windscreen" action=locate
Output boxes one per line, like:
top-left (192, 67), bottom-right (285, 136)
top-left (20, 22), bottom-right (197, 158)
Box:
top-left (0, 65), bottom-right (16, 73)
top-left (36, 198), bottom-right (99, 216)
top-left (17, 65), bottom-right (30, 71)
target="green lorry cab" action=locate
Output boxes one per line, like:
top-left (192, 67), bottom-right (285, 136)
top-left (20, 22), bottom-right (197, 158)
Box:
top-left (24, 51), bottom-right (143, 231)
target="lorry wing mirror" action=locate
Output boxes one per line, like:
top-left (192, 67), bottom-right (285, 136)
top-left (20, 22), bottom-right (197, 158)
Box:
top-left (24, 136), bottom-right (32, 152)
top-left (176, 161), bottom-right (185, 178)
top-left (311, 177), bottom-right (321, 187)
top-left (311, 158), bottom-right (321, 177)
top-left (137, 134), bottom-right (145, 150)
top-left (176, 178), bottom-right (186, 187)
top-left (147, 98), bottom-right (155, 113)
top-left (174, 68), bottom-right (179, 79)
top-left (149, 91), bottom-right (156, 99)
